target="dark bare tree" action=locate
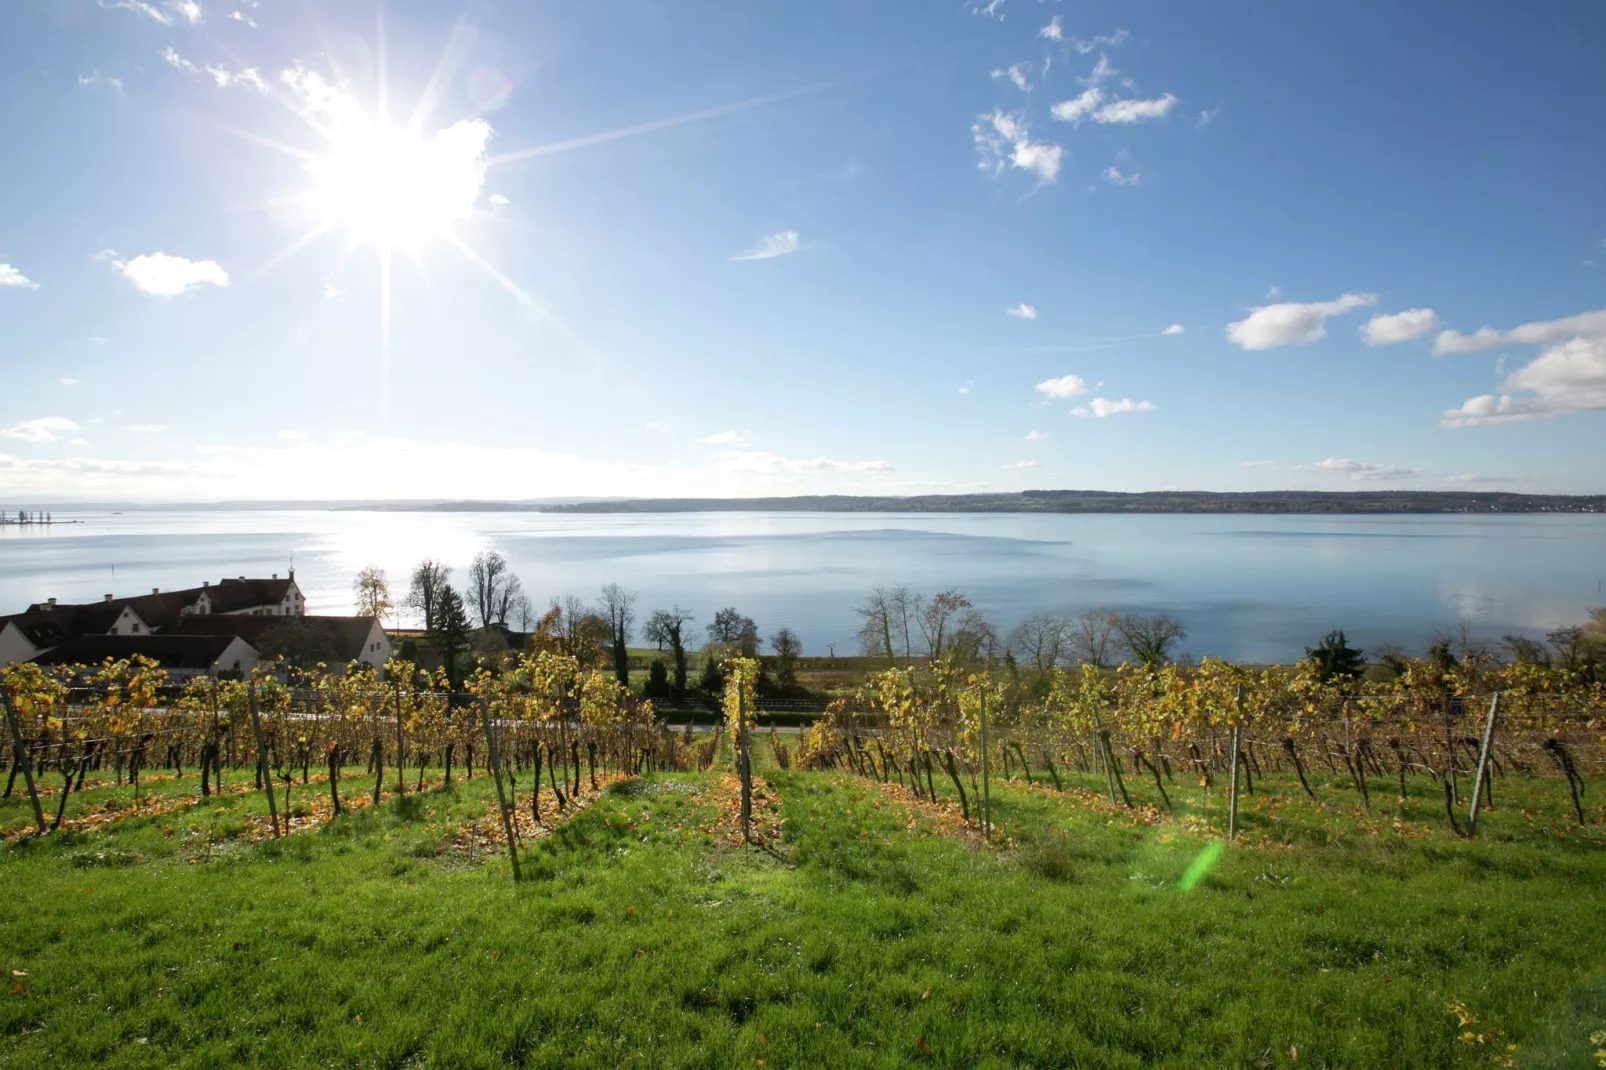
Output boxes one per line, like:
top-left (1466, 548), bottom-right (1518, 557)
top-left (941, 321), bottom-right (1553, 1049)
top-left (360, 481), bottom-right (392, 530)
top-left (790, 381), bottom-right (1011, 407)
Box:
top-left (493, 572), bottom-right (525, 627)
top-left (855, 585), bottom-right (917, 666)
top-left (1008, 612), bottom-right (1069, 672)
top-left (468, 550), bottom-right (512, 629)
top-left (708, 607), bottom-right (758, 656)
top-left (948, 608), bottom-right (997, 667)
top-left (599, 584), bottom-right (637, 685)
top-left (1116, 612), bottom-right (1188, 668)
top-left (647, 606), bottom-right (696, 694)
top-left (919, 589), bottom-right (972, 661)
top-left (1067, 608), bottom-right (1121, 668)
top-left (404, 559), bottom-right (451, 632)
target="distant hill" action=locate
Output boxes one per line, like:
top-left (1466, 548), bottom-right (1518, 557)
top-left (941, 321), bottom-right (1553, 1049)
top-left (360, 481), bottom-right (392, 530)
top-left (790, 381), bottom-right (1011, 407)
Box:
top-left (526, 490), bottom-right (1606, 514)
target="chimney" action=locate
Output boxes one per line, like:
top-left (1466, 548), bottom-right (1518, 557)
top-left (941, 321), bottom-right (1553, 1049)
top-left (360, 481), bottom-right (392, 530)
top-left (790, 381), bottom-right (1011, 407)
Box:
top-left (105, 594), bottom-right (113, 602)
top-left (46, 597), bottom-right (57, 609)
top-left (272, 573), bottom-right (278, 580)
top-left (238, 576), bottom-right (245, 582)
top-left (203, 581), bottom-right (209, 588)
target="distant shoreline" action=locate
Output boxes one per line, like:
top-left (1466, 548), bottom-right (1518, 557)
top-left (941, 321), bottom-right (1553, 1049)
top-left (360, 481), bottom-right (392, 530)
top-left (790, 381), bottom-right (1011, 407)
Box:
top-left (8, 490), bottom-right (1603, 515)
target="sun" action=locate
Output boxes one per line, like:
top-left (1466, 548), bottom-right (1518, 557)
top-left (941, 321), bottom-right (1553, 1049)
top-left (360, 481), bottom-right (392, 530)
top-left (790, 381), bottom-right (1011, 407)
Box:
top-left (305, 114), bottom-right (492, 246)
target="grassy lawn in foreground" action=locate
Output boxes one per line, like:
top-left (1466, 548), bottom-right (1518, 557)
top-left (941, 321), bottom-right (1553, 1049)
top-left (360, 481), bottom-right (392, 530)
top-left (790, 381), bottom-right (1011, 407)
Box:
top-left (1, 757), bottom-right (1603, 1068)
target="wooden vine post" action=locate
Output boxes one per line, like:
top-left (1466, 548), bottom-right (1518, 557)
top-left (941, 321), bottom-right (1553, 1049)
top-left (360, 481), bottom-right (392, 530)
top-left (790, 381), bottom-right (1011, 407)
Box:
top-left (978, 688), bottom-right (992, 840)
top-left (737, 687), bottom-right (752, 845)
top-left (1227, 685), bottom-right (1243, 842)
top-left (1, 685), bottom-right (46, 835)
top-left (478, 695), bottom-right (521, 881)
top-left (246, 682), bottom-right (280, 838)
top-left (393, 679), bottom-right (406, 798)
top-left (1467, 692), bottom-right (1501, 836)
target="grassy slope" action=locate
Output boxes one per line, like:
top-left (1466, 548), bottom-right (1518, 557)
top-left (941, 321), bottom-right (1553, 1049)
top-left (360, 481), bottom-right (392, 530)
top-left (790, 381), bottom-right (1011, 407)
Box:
top-left (1, 757), bottom-right (1603, 1069)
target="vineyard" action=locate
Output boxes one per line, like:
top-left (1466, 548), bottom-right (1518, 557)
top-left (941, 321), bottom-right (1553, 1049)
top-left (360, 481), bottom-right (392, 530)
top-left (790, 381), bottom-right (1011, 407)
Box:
top-left (2, 651), bottom-right (1604, 1067)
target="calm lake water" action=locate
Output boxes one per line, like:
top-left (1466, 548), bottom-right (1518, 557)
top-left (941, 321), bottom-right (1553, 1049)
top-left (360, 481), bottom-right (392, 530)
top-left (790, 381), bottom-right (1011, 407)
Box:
top-left (2, 510), bottom-right (1603, 663)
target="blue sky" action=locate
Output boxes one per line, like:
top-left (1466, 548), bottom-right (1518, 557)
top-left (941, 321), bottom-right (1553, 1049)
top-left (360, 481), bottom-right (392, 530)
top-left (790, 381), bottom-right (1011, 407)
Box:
top-left (2, 0), bottom-right (1604, 501)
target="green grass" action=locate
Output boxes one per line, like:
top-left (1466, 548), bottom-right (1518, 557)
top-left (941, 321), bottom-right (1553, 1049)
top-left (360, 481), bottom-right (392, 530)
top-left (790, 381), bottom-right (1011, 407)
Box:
top-left (1, 757), bottom-right (1603, 1068)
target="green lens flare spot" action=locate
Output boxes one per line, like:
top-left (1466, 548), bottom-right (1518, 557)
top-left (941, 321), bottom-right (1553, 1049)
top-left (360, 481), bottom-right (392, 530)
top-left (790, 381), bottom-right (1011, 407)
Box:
top-left (1177, 841), bottom-right (1225, 892)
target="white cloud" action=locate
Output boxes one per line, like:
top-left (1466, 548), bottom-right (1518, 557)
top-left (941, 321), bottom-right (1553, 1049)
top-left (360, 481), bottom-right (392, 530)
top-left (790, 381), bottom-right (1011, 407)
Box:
top-left (711, 450), bottom-right (894, 475)
top-left (61, 378), bottom-right (80, 387)
top-left (1362, 308), bottom-right (1439, 346)
top-left (229, 9), bottom-right (256, 27)
top-left (1003, 460), bottom-right (1040, 469)
top-left (78, 72), bottom-right (124, 90)
top-left (0, 264), bottom-right (38, 289)
top-left (1240, 460), bottom-right (1276, 469)
top-left (1005, 302), bottom-right (1039, 319)
top-left (489, 193), bottom-right (509, 207)
top-left (162, 46), bottom-right (199, 74)
top-left (1039, 15), bottom-right (1063, 40)
top-left (1442, 336), bottom-right (1606, 427)
top-left (1265, 284), bottom-right (1281, 299)
top-left (1, 417), bottom-right (80, 442)
top-left (1161, 324), bottom-right (1184, 336)
top-left (700, 430), bottom-right (747, 446)
top-left (731, 231), bottom-right (799, 261)
top-left (1024, 430), bottom-right (1046, 441)
top-left (1050, 87), bottom-right (1103, 124)
top-left (207, 64), bottom-right (268, 91)
top-left (1433, 308), bottom-right (1606, 356)
top-left (991, 63), bottom-right (1032, 93)
top-left (1035, 374), bottom-right (1089, 399)
top-left (69, 439), bottom-right (90, 447)
top-left (1313, 458), bottom-right (1418, 481)
top-left (1079, 54), bottom-right (1119, 87)
top-left (102, 0), bottom-right (174, 25)
top-left (973, 111), bottom-right (1063, 185)
top-left (957, 381), bottom-right (974, 395)
top-left (1102, 165), bottom-right (1139, 186)
top-left (124, 424), bottom-right (170, 434)
top-left (1197, 105), bottom-right (1221, 128)
top-left (969, 0), bottom-right (1006, 20)
top-left (168, 0), bottom-right (201, 23)
top-left (277, 429), bottom-right (306, 441)
top-left (1226, 292), bottom-right (1377, 350)
top-left (109, 252), bottom-right (229, 296)
top-left (1072, 397), bottom-right (1156, 417)
top-left (1070, 29), bottom-right (1130, 55)
top-left (1446, 473), bottom-right (1514, 485)
top-left (1093, 93), bottom-right (1178, 124)
top-left (323, 282), bottom-right (343, 300)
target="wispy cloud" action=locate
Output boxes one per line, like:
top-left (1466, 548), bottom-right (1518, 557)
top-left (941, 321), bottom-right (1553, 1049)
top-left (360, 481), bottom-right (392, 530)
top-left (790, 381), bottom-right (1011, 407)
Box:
top-left (207, 64), bottom-right (268, 91)
top-left (61, 378), bottom-right (80, 387)
top-left (969, 0), bottom-right (1006, 20)
top-left (1071, 397), bottom-right (1156, 417)
top-left (0, 264), bottom-right (39, 290)
top-left (957, 381), bottom-right (974, 395)
top-left (123, 424), bottom-right (170, 434)
top-left (973, 111), bottom-right (1063, 185)
top-left (1241, 460), bottom-right (1276, 469)
top-left (1094, 94), bottom-right (1178, 124)
top-left (323, 282), bottom-right (343, 300)
top-left (488, 193), bottom-right (509, 207)
top-left (168, 0), bottom-right (201, 23)
top-left (1433, 308), bottom-right (1606, 356)
top-left (1035, 374), bottom-right (1089, 399)
top-left (1024, 430), bottom-right (1047, 441)
top-left (101, 0), bottom-right (175, 26)
top-left (1039, 15), bottom-right (1063, 41)
top-left (991, 63), bottom-right (1032, 93)
top-left (1226, 292), bottom-right (1377, 350)
top-left (1196, 105), bottom-right (1221, 128)
top-left (1002, 460), bottom-right (1040, 469)
top-left (162, 46), bottom-right (199, 74)
top-left (108, 252), bottom-right (229, 296)
top-left (1362, 308), bottom-right (1439, 346)
top-left (1050, 87), bottom-right (1103, 124)
top-left (1162, 324), bottom-right (1185, 336)
top-left (1102, 165), bottom-right (1140, 186)
top-left (711, 449), bottom-right (894, 475)
top-left (1005, 302), bottom-right (1039, 319)
top-left (228, 9), bottom-right (256, 28)
top-left (701, 430), bottom-right (748, 446)
top-left (277, 429), bottom-right (306, 441)
top-left (78, 72), bottom-right (124, 90)
top-left (731, 231), bottom-right (799, 261)
top-left (1, 417), bottom-right (79, 442)
top-left (1313, 458), bottom-right (1417, 481)
top-left (1070, 29), bottom-right (1130, 55)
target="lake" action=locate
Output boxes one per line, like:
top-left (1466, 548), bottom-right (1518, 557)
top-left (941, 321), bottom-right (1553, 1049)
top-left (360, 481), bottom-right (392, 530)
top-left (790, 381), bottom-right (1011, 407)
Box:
top-left (2, 510), bottom-right (1603, 663)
